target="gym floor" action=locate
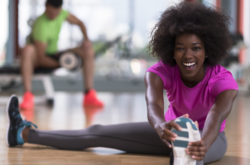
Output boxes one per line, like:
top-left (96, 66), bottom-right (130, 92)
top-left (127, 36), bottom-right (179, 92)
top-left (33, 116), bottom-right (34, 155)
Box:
top-left (0, 91), bottom-right (249, 165)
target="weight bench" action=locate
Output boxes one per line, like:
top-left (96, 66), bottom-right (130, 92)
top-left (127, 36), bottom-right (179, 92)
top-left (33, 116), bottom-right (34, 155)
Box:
top-left (0, 66), bottom-right (56, 105)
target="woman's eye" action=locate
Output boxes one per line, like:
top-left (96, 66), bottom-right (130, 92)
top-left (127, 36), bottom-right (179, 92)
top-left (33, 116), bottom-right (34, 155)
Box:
top-left (175, 47), bottom-right (184, 51)
top-left (192, 47), bottom-right (201, 51)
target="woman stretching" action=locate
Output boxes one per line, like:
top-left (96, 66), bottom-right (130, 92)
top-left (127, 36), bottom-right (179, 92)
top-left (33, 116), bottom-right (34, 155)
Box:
top-left (7, 2), bottom-right (238, 165)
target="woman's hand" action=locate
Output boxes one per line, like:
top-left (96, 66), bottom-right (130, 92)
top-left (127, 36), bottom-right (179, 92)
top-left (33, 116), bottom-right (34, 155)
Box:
top-left (154, 114), bottom-right (190, 147)
top-left (154, 120), bottom-right (182, 148)
top-left (186, 140), bottom-right (208, 160)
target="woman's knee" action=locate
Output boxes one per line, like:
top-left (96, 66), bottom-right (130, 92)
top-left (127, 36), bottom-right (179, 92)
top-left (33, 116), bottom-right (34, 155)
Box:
top-left (204, 133), bottom-right (227, 163)
top-left (86, 124), bottom-right (102, 133)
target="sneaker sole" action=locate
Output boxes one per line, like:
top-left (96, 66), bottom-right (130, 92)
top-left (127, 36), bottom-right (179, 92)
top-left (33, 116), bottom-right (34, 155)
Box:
top-left (171, 117), bottom-right (201, 165)
top-left (6, 95), bottom-right (20, 147)
top-left (6, 95), bottom-right (16, 146)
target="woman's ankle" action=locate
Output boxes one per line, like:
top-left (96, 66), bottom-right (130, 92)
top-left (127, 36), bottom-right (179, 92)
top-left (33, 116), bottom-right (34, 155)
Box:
top-left (22, 127), bottom-right (30, 142)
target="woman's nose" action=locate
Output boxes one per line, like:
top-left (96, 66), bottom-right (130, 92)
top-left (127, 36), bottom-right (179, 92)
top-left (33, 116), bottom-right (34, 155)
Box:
top-left (184, 49), bottom-right (193, 57)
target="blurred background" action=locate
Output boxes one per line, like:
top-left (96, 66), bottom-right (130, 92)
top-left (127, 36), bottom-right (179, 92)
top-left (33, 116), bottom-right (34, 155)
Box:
top-left (0, 0), bottom-right (250, 94)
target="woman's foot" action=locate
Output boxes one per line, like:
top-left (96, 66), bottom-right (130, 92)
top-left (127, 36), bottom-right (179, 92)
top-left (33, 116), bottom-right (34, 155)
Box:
top-left (171, 117), bottom-right (201, 165)
top-left (7, 95), bottom-right (37, 147)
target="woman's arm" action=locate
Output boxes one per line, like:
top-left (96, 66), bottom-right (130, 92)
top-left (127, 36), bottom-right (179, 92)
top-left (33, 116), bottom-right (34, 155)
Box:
top-left (187, 90), bottom-right (238, 160)
top-left (144, 72), bottom-right (181, 147)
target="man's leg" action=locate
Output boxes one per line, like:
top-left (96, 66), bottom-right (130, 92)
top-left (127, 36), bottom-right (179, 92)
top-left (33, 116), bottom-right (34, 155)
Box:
top-left (20, 44), bottom-right (60, 110)
top-left (21, 44), bottom-right (37, 94)
top-left (27, 122), bottom-right (172, 155)
top-left (20, 44), bottom-right (38, 110)
top-left (72, 41), bottom-right (95, 91)
top-left (71, 41), bottom-right (103, 107)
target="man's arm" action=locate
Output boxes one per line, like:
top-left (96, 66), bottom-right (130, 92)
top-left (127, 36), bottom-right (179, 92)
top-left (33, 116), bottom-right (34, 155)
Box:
top-left (66, 13), bottom-right (89, 41)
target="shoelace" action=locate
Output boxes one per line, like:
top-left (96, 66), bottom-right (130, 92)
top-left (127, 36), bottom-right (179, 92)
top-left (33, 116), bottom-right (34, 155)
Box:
top-left (22, 120), bottom-right (38, 129)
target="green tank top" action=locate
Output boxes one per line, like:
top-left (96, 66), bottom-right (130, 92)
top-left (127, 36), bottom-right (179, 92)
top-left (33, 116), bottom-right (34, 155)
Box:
top-left (30, 9), bottom-right (69, 54)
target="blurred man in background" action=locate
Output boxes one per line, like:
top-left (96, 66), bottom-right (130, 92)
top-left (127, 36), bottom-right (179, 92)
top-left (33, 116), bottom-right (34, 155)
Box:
top-left (20, 0), bottom-right (103, 110)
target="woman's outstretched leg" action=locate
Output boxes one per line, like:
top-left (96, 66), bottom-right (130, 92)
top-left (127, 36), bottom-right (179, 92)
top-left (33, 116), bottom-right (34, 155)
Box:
top-left (27, 122), bottom-right (172, 155)
top-left (7, 95), bottom-right (171, 155)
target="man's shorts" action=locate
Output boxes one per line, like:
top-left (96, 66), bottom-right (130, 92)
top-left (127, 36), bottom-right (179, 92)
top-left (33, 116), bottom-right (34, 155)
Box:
top-left (46, 52), bottom-right (63, 62)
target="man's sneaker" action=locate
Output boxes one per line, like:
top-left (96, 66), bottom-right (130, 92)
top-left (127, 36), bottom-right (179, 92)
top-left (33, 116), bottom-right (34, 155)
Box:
top-left (7, 95), bottom-right (37, 147)
top-left (20, 92), bottom-right (34, 110)
top-left (171, 117), bottom-right (201, 165)
top-left (83, 89), bottom-right (104, 107)
top-left (84, 106), bottom-right (103, 126)
top-left (21, 108), bottom-right (34, 122)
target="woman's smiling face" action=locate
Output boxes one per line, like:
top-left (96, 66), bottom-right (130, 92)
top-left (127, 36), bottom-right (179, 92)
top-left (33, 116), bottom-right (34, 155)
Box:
top-left (174, 33), bottom-right (206, 86)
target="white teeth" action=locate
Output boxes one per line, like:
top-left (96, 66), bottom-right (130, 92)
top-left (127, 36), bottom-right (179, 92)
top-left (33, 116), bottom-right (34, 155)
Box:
top-left (183, 62), bottom-right (195, 67)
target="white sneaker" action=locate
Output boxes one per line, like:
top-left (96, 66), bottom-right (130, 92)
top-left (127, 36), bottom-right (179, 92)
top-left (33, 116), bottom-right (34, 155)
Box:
top-left (171, 117), bottom-right (201, 165)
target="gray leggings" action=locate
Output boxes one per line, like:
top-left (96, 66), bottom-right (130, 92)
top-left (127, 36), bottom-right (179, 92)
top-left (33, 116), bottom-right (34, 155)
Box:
top-left (28, 122), bottom-right (227, 164)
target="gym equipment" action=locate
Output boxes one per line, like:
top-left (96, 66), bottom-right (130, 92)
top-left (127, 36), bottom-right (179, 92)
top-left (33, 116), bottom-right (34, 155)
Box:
top-left (59, 52), bottom-right (82, 71)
